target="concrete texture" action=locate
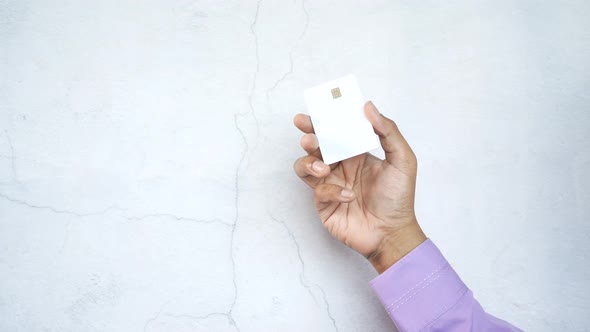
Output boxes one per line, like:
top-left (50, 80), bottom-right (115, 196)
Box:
top-left (1, 1), bottom-right (589, 331)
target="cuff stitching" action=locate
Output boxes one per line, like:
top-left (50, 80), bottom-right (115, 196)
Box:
top-left (384, 262), bottom-right (448, 311)
top-left (389, 263), bottom-right (450, 314)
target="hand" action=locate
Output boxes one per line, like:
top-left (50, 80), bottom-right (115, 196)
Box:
top-left (293, 101), bottom-right (426, 273)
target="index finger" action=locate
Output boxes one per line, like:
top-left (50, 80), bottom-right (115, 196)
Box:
top-left (293, 113), bottom-right (315, 134)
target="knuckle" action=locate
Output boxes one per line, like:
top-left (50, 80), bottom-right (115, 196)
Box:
top-left (389, 118), bottom-right (399, 129)
top-left (313, 185), bottom-right (324, 196)
top-left (300, 134), bottom-right (307, 145)
top-left (383, 119), bottom-right (396, 135)
top-left (314, 184), bottom-right (330, 196)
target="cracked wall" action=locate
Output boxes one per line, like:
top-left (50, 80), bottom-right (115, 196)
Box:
top-left (1, 0), bottom-right (589, 331)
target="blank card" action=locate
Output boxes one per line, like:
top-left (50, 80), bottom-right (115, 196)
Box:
top-left (303, 74), bottom-right (379, 165)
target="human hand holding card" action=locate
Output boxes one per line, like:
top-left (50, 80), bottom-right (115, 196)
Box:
top-left (303, 74), bottom-right (379, 165)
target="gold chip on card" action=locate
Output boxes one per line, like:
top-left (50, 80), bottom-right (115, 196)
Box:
top-left (331, 87), bottom-right (342, 99)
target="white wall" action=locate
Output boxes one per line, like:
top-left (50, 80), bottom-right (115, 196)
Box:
top-left (1, 1), bottom-right (588, 331)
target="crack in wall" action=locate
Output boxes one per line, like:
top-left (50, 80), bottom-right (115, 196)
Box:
top-left (246, 0), bottom-right (262, 149)
top-left (143, 302), bottom-right (168, 332)
top-left (3, 3), bottom-right (320, 331)
top-left (0, 193), bottom-right (119, 217)
top-left (4, 130), bottom-right (18, 183)
top-left (271, 215), bottom-right (339, 331)
top-left (317, 284), bottom-right (340, 332)
top-left (223, 2), bottom-right (265, 331)
top-left (271, 215), bottom-right (317, 302)
top-left (265, 0), bottom-right (310, 101)
top-left (144, 307), bottom-right (239, 332)
top-left (0, 193), bottom-right (232, 251)
top-left (0, 193), bottom-right (231, 227)
top-left (125, 213), bottom-right (232, 227)
top-left (227, 82), bottom-right (249, 332)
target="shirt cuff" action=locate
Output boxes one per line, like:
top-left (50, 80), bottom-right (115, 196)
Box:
top-left (370, 239), bottom-right (468, 332)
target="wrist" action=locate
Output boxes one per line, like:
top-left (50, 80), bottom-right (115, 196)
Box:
top-left (368, 219), bottom-right (427, 274)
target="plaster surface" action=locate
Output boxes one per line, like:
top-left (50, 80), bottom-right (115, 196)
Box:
top-left (1, 1), bottom-right (589, 331)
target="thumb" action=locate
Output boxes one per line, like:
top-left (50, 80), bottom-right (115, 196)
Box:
top-left (364, 101), bottom-right (417, 171)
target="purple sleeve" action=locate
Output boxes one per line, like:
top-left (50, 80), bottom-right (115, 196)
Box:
top-left (370, 239), bottom-right (522, 332)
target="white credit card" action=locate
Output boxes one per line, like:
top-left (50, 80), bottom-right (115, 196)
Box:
top-left (303, 74), bottom-right (379, 165)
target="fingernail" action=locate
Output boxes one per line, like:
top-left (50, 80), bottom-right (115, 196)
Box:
top-left (312, 161), bottom-right (326, 172)
top-left (341, 188), bottom-right (354, 198)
